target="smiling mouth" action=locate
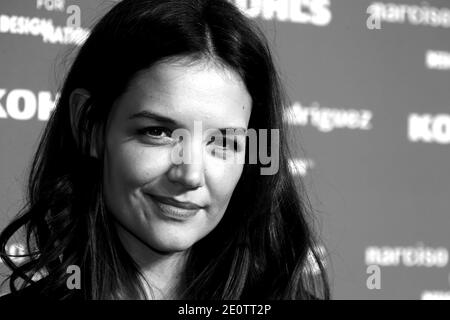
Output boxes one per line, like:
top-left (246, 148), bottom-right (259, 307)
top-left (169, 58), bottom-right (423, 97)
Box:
top-left (146, 194), bottom-right (202, 220)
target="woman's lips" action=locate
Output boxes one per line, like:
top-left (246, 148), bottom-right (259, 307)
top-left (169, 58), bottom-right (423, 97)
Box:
top-left (149, 194), bottom-right (204, 209)
top-left (146, 194), bottom-right (203, 220)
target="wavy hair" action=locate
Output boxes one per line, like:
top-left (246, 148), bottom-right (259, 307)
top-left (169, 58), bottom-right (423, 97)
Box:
top-left (0, 0), bottom-right (330, 299)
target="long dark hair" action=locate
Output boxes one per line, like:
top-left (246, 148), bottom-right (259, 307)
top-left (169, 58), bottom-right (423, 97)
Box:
top-left (0, 0), bottom-right (330, 299)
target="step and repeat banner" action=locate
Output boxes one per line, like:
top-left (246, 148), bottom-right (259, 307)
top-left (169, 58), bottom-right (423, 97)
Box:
top-left (1, 0), bottom-right (449, 299)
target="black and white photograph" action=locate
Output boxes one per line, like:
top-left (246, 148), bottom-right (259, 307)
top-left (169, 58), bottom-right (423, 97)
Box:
top-left (0, 0), bottom-right (449, 308)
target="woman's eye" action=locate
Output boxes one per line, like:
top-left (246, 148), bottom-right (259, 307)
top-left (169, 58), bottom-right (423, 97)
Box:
top-left (137, 127), bottom-right (174, 142)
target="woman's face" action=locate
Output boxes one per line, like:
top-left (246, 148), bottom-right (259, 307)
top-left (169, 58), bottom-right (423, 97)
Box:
top-left (102, 59), bottom-right (252, 254)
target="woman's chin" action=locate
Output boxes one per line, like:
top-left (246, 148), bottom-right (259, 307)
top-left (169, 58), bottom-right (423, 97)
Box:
top-left (149, 236), bottom-right (194, 254)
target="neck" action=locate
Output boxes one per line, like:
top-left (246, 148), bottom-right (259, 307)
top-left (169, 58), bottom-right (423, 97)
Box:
top-left (115, 221), bottom-right (189, 299)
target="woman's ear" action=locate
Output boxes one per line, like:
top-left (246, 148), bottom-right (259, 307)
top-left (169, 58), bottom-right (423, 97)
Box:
top-left (69, 88), bottom-right (99, 159)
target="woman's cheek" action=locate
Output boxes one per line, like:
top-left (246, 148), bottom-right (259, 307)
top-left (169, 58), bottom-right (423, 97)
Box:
top-left (206, 160), bottom-right (244, 207)
top-left (116, 143), bottom-right (171, 185)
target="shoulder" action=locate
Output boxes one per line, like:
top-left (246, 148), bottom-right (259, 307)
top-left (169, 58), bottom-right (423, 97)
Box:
top-left (0, 277), bottom-right (52, 300)
top-left (0, 277), bottom-right (83, 301)
top-left (0, 280), bottom-right (43, 301)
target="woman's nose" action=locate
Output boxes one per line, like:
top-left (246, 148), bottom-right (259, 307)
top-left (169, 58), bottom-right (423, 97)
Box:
top-left (167, 140), bottom-right (205, 189)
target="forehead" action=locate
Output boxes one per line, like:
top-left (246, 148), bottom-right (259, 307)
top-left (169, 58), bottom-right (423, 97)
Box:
top-left (110, 60), bottom-right (252, 129)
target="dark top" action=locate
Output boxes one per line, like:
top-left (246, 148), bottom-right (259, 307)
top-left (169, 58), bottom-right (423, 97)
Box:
top-left (0, 278), bottom-right (321, 300)
top-left (0, 277), bottom-right (83, 301)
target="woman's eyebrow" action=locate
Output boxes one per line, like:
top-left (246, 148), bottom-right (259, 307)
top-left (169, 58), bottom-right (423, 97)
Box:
top-left (128, 110), bottom-right (178, 125)
top-left (128, 110), bottom-right (247, 133)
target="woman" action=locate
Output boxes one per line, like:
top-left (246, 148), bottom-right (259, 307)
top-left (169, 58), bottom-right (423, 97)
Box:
top-left (0, 0), bottom-right (329, 300)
